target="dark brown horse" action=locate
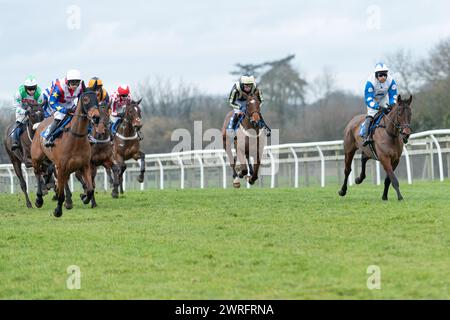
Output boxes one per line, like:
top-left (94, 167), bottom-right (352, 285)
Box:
top-left (222, 93), bottom-right (266, 188)
top-left (111, 99), bottom-right (145, 198)
top-left (31, 86), bottom-right (100, 217)
top-left (3, 102), bottom-right (48, 208)
top-left (75, 101), bottom-right (114, 208)
top-left (338, 95), bottom-right (412, 200)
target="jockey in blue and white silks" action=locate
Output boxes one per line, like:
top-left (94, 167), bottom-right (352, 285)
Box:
top-left (361, 62), bottom-right (398, 146)
top-left (44, 69), bottom-right (84, 147)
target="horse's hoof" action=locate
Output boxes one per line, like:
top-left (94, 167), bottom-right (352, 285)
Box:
top-left (233, 182), bottom-right (241, 188)
top-left (81, 195), bottom-right (90, 205)
top-left (91, 202), bottom-right (97, 209)
top-left (382, 196), bottom-right (388, 201)
top-left (65, 202), bottom-right (73, 210)
top-left (137, 175), bottom-right (144, 183)
top-left (35, 198), bottom-right (43, 208)
top-left (111, 192), bottom-right (119, 199)
top-left (398, 196), bottom-right (404, 201)
top-left (53, 208), bottom-right (63, 218)
top-left (355, 177), bottom-right (363, 185)
top-left (26, 201), bottom-right (33, 209)
top-left (52, 194), bottom-right (58, 201)
top-left (338, 190), bottom-right (346, 197)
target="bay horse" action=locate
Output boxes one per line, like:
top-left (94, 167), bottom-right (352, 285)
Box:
top-left (31, 85), bottom-right (100, 217)
top-left (111, 99), bottom-right (145, 198)
top-left (338, 95), bottom-right (412, 200)
top-left (222, 93), bottom-right (266, 188)
top-left (75, 101), bottom-right (114, 208)
top-left (3, 102), bottom-right (49, 208)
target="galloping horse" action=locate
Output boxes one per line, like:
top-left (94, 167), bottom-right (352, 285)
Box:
top-left (75, 101), bottom-right (114, 208)
top-left (3, 102), bottom-right (47, 208)
top-left (111, 99), bottom-right (145, 198)
top-left (31, 85), bottom-right (100, 217)
top-left (222, 93), bottom-right (267, 188)
top-left (338, 95), bottom-right (412, 200)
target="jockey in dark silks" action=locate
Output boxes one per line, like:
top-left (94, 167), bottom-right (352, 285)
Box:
top-left (227, 75), bottom-right (271, 136)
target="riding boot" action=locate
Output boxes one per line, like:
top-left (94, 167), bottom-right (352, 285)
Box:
top-left (44, 119), bottom-right (61, 147)
top-left (231, 113), bottom-right (240, 130)
top-left (362, 116), bottom-right (373, 146)
top-left (11, 122), bottom-right (22, 150)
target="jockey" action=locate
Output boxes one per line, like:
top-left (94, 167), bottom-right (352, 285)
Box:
top-left (44, 69), bottom-right (84, 147)
top-left (88, 76), bottom-right (109, 106)
top-left (227, 75), bottom-right (270, 136)
top-left (361, 62), bottom-right (398, 146)
top-left (11, 75), bottom-right (45, 150)
top-left (110, 84), bottom-right (132, 137)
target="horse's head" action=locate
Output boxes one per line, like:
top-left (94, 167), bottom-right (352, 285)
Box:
top-left (394, 95), bottom-right (413, 143)
top-left (245, 93), bottom-right (264, 129)
top-left (80, 81), bottom-right (100, 123)
top-left (27, 103), bottom-right (44, 125)
top-left (92, 101), bottom-right (110, 136)
top-left (124, 98), bottom-right (143, 131)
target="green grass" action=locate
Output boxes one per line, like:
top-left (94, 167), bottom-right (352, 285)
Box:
top-left (1, 181), bottom-right (449, 299)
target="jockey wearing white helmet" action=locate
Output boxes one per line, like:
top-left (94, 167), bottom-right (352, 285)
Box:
top-left (44, 69), bottom-right (84, 147)
top-left (361, 62), bottom-right (398, 146)
top-left (227, 75), bottom-right (271, 136)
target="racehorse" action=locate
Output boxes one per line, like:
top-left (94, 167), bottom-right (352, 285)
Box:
top-left (222, 93), bottom-right (267, 188)
top-left (31, 84), bottom-right (100, 217)
top-left (338, 95), bottom-right (412, 200)
top-left (75, 101), bottom-right (114, 208)
top-left (3, 102), bottom-right (51, 208)
top-left (110, 99), bottom-right (145, 198)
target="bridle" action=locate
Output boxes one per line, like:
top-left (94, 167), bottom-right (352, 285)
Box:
top-left (115, 104), bottom-right (141, 140)
top-left (383, 104), bottom-right (411, 140)
top-left (68, 92), bottom-right (100, 138)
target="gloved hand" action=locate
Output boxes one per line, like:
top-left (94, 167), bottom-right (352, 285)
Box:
top-left (24, 108), bottom-right (31, 116)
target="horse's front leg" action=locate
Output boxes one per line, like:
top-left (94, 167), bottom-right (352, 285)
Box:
top-left (137, 151), bottom-right (145, 183)
top-left (80, 164), bottom-right (94, 205)
top-left (64, 182), bottom-right (73, 210)
top-left (381, 159), bottom-right (401, 201)
top-left (90, 166), bottom-right (98, 208)
top-left (111, 162), bottom-right (122, 199)
top-left (54, 173), bottom-right (68, 217)
top-left (34, 171), bottom-right (44, 208)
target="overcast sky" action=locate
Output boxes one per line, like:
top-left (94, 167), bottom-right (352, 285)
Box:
top-left (1, 0), bottom-right (449, 104)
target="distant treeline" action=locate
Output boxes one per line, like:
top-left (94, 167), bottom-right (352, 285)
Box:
top-left (1, 37), bottom-right (449, 162)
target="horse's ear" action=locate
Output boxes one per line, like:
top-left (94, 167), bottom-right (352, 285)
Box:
top-left (81, 81), bottom-right (86, 92)
top-left (407, 95), bottom-right (413, 105)
top-left (135, 98), bottom-right (142, 105)
top-left (93, 80), bottom-right (98, 92)
top-left (397, 95), bottom-right (402, 105)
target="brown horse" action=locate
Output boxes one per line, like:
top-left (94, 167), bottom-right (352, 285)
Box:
top-left (75, 101), bottom-right (114, 208)
top-left (338, 95), bottom-right (412, 200)
top-left (111, 99), bottom-right (145, 198)
top-left (31, 86), bottom-right (100, 217)
top-left (3, 102), bottom-right (48, 208)
top-left (222, 93), bottom-right (266, 188)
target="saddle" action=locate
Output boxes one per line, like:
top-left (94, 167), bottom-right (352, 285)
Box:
top-left (40, 115), bottom-right (73, 140)
top-left (359, 109), bottom-right (389, 138)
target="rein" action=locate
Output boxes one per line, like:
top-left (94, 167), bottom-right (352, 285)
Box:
top-left (381, 106), bottom-right (411, 139)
